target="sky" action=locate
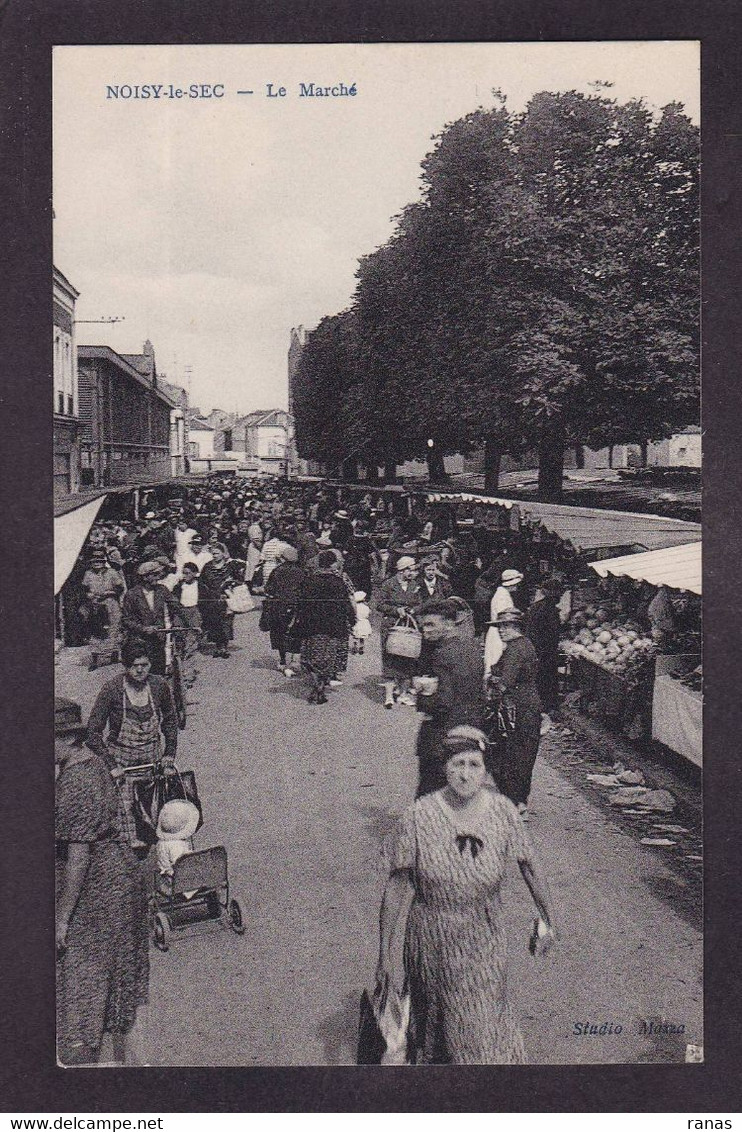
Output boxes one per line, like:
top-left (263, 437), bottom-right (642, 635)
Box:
top-left (53, 42), bottom-right (699, 416)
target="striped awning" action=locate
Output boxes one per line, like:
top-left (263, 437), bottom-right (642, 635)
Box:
top-left (590, 541), bottom-right (702, 594)
top-left (425, 492), bottom-right (701, 553)
top-left (54, 495), bottom-right (106, 594)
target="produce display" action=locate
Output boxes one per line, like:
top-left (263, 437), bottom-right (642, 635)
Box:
top-left (560, 605), bottom-right (657, 679)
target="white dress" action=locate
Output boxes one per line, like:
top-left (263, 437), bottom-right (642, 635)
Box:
top-left (483, 586), bottom-right (516, 672)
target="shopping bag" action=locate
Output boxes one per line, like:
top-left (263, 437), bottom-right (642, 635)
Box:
top-left (378, 979), bottom-right (411, 1065)
top-left (385, 612), bottom-right (422, 660)
top-left (357, 989), bottom-right (386, 1064)
top-left (226, 583), bottom-right (255, 614)
top-left (132, 767), bottom-right (204, 845)
top-left (357, 977), bottom-right (411, 1065)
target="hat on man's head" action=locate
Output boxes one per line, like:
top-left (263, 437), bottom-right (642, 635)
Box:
top-left (487, 608), bottom-right (524, 627)
top-left (90, 549), bottom-right (107, 562)
top-left (281, 545), bottom-right (299, 563)
top-left (396, 555), bottom-right (417, 572)
top-left (156, 800), bottom-right (200, 842)
top-left (145, 512), bottom-right (156, 520)
top-left (137, 560), bottom-right (162, 578)
top-left (501, 569), bottom-right (524, 587)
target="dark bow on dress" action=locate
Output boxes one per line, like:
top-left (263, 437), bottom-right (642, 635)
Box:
top-left (455, 833), bottom-right (484, 860)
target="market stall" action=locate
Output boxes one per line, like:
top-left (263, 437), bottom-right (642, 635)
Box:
top-left (590, 542), bottom-right (702, 766)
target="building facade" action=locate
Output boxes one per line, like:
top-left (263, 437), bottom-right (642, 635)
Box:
top-left (53, 267), bottom-right (81, 498)
top-left (211, 408), bottom-right (290, 475)
top-left (646, 427), bottom-right (702, 469)
top-left (77, 343), bottom-right (176, 486)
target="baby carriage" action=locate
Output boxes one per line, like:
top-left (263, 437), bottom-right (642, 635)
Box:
top-left (152, 845), bottom-right (246, 952)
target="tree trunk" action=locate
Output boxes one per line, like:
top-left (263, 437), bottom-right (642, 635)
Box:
top-left (380, 452), bottom-right (398, 484)
top-left (483, 438), bottom-right (502, 494)
top-left (427, 446), bottom-right (447, 484)
top-left (639, 439), bottom-right (649, 468)
top-left (537, 418), bottom-right (566, 502)
top-left (574, 445), bottom-right (585, 469)
top-left (341, 457), bottom-right (358, 482)
top-left (608, 445), bottom-right (614, 470)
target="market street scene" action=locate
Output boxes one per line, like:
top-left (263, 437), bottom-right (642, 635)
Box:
top-left (52, 43), bottom-right (700, 1067)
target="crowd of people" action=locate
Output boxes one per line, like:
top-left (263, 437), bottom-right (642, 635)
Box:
top-left (57, 473), bottom-right (567, 1066)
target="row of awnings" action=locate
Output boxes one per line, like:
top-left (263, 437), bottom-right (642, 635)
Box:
top-left (590, 541), bottom-right (701, 595)
top-left (425, 491), bottom-right (702, 594)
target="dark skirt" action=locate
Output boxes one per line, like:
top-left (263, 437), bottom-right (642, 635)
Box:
top-left (269, 605), bottom-right (301, 655)
top-left (301, 634), bottom-right (343, 681)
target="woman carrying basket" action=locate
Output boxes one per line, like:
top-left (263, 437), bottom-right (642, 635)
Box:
top-left (376, 556), bottom-right (423, 709)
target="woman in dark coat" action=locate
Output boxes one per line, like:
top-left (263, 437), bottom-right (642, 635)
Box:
top-left (342, 521), bottom-right (376, 595)
top-left (487, 609), bottom-right (543, 820)
top-left (296, 549), bottom-right (356, 704)
top-left (264, 545), bottom-right (306, 675)
top-left (198, 542), bottom-right (242, 658)
top-left (522, 579), bottom-right (563, 719)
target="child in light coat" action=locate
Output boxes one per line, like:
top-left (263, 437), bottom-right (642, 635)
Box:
top-left (351, 591), bottom-right (372, 655)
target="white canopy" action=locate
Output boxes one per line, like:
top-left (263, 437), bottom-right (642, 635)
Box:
top-left (590, 541), bottom-right (701, 595)
top-left (54, 495), bottom-right (106, 594)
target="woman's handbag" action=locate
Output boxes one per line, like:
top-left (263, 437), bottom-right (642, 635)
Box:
top-left (258, 601), bottom-right (272, 632)
top-left (385, 612), bottom-right (422, 660)
top-left (357, 976), bottom-right (411, 1065)
top-left (226, 583), bottom-right (254, 614)
top-left (132, 765), bottom-right (203, 846)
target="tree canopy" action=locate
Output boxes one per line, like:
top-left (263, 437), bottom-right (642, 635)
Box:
top-left (292, 88), bottom-right (699, 498)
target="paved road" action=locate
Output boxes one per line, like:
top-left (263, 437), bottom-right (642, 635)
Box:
top-left (57, 610), bottom-right (702, 1065)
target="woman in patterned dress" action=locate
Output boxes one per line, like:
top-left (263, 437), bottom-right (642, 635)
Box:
top-left (376, 725), bottom-right (557, 1064)
top-left (55, 708), bottom-right (149, 1065)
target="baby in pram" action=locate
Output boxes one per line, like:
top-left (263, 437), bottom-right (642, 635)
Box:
top-left (155, 800), bottom-right (201, 895)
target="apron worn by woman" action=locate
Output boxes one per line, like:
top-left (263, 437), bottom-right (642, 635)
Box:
top-left (108, 683), bottom-right (163, 850)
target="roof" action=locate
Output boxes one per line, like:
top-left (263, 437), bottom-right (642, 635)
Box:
top-left (77, 345), bottom-right (176, 408)
top-left (121, 353), bottom-right (153, 377)
top-left (189, 418), bottom-right (214, 431)
top-left (590, 542), bottom-right (701, 594)
top-left (425, 492), bottom-right (702, 553)
top-left (53, 265), bottom-right (80, 300)
top-left (237, 409), bottom-right (287, 428)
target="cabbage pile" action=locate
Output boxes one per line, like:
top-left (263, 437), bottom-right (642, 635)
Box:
top-left (560, 605), bottom-right (656, 677)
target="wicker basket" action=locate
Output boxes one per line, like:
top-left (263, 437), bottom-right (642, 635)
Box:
top-left (386, 612), bottom-right (423, 659)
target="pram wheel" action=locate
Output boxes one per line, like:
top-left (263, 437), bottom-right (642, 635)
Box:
top-left (154, 912), bottom-right (171, 952)
top-left (228, 897), bottom-right (246, 935)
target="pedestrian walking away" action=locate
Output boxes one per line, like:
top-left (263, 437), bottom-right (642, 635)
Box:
top-left (263, 544), bottom-right (306, 675)
top-left (295, 549), bottom-right (356, 704)
top-left (483, 569), bottom-right (524, 674)
top-left (486, 609), bottom-right (542, 821)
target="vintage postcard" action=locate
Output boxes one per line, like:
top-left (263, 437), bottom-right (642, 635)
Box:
top-left (52, 41), bottom-right (701, 1070)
